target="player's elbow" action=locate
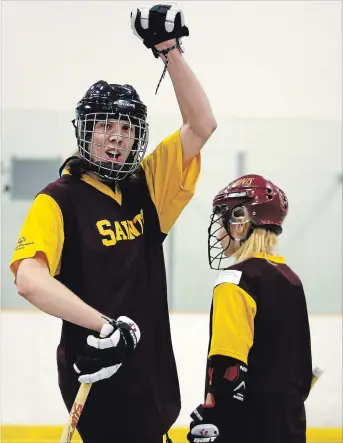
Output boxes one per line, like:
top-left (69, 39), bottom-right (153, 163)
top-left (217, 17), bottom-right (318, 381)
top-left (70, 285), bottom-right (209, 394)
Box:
top-left (184, 117), bottom-right (217, 152)
top-left (16, 259), bottom-right (48, 300)
top-left (197, 117), bottom-right (217, 142)
top-left (16, 267), bottom-right (37, 299)
top-left (16, 253), bottom-right (50, 298)
top-left (208, 117), bottom-right (217, 135)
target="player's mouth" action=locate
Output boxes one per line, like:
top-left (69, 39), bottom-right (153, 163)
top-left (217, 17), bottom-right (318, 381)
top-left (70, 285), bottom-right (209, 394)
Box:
top-left (105, 149), bottom-right (125, 163)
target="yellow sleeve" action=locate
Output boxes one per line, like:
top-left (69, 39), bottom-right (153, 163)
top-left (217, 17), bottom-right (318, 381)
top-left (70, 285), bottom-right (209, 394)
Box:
top-left (10, 194), bottom-right (64, 277)
top-left (141, 129), bottom-right (201, 234)
top-left (209, 283), bottom-right (257, 365)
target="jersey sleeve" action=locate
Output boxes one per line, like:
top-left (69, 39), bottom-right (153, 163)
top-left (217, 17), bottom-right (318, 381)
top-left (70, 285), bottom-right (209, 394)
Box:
top-left (10, 194), bottom-right (64, 277)
top-left (209, 272), bottom-right (257, 365)
top-left (141, 129), bottom-right (201, 234)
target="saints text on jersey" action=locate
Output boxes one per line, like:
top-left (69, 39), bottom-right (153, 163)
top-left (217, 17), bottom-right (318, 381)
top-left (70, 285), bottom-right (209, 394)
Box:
top-left (96, 209), bottom-right (144, 246)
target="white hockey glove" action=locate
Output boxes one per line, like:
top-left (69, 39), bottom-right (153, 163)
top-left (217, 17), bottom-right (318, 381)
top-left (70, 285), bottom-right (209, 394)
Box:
top-left (130, 3), bottom-right (189, 53)
top-left (130, 3), bottom-right (189, 93)
top-left (74, 316), bottom-right (141, 383)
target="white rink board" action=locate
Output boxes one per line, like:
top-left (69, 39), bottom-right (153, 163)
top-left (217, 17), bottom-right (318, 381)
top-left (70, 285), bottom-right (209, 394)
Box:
top-left (1, 312), bottom-right (342, 427)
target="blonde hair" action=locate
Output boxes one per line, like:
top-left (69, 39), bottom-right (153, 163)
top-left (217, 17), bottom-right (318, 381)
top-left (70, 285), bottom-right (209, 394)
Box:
top-left (233, 226), bottom-right (278, 263)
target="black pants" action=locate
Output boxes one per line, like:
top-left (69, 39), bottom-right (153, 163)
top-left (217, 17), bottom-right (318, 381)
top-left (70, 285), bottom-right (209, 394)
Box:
top-left (76, 410), bottom-right (164, 443)
top-left (60, 376), bottom-right (168, 443)
top-left (77, 410), bottom-right (163, 443)
top-left (242, 396), bottom-right (307, 443)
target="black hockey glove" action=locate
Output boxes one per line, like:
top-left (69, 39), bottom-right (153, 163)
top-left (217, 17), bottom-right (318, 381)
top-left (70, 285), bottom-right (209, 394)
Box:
top-left (74, 316), bottom-right (141, 383)
top-left (130, 4), bottom-right (189, 94)
top-left (187, 404), bottom-right (221, 443)
top-left (188, 356), bottom-right (248, 443)
top-left (130, 4), bottom-right (189, 53)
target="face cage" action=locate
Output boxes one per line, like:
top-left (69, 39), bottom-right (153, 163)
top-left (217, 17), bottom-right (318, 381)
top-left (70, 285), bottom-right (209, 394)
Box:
top-left (208, 205), bottom-right (251, 270)
top-left (76, 113), bottom-right (149, 181)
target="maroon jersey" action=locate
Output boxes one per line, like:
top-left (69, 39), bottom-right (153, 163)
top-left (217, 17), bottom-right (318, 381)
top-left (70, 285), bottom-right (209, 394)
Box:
top-left (10, 130), bottom-right (201, 442)
top-left (42, 172), bottom-right (177, 440)
top-left (206, 255), bottom-right (313, 443)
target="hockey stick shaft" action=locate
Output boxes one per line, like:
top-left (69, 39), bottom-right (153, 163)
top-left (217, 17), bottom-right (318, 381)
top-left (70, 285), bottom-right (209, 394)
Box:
top-left (59, 382), bottom-right (92, 443)
top-left (59, 326), bottom-right (110, 443)
top-left (310, 366), bottom-right (324, 389)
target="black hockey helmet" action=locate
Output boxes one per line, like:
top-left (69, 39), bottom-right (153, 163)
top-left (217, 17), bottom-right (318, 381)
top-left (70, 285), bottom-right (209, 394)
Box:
top-left (73, 80), bottom-right (149, 180)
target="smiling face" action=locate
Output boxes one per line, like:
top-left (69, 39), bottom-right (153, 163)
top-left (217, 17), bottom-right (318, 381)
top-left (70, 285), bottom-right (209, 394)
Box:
top-left (90, 119), bottom-right (136, 165)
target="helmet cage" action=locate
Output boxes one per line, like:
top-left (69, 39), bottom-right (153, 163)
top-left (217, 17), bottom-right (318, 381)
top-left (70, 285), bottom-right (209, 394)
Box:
top-left (208, 204), bottom-right (252, 270)
top-left (75, 112), bottom-right (149, 181)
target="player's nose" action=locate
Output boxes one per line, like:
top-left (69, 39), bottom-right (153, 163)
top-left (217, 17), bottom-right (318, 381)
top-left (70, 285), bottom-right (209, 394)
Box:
top-left (109, 131), bottom-right (123, 144)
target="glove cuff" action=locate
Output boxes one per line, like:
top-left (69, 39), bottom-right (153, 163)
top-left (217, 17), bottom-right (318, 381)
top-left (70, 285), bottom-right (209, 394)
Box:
top-left (142, 25), bottom-right (189, 50)
top-left (151, 38), bottom-right (184, 59)
top-left (116, 315), bottom-right (141, 344)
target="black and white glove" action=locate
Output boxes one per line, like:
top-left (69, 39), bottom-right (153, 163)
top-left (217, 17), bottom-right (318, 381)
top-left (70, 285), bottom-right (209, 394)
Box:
top-left (130, 3), bottom-right (189, 55)
top-left (130, 3), bottom-right (189, 94)
top-left (74, 316), bottom-right (141, 383)
top-left (187, 404), bottom-right (221, 443)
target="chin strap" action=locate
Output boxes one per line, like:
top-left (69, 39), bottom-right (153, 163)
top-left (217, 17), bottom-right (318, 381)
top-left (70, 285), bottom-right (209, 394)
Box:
top-left (152, 39), bottom-right (183, 95)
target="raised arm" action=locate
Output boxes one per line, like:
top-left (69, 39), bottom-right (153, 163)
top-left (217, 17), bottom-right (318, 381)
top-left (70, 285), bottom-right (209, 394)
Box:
top-left (156, 40), bottom-right (217, 168)
top-left (130, 3), bottom-right (217, 168)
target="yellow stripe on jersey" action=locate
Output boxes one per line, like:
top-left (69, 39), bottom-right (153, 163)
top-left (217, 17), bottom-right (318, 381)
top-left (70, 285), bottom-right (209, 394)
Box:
top-left (141, 129), bottom-right (201, 234)
top-left (10, 194), bottom-right (64, 277)
top-left (209, 283), bottom-right (257, 365)
top-left (251, 253), bottom-right (285, 264)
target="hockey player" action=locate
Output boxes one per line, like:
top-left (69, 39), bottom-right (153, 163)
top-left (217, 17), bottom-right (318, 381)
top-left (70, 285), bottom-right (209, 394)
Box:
top-left (10, 4), bottom-right (216, 443)
top-left (188, 174), bottom-right (313, 443)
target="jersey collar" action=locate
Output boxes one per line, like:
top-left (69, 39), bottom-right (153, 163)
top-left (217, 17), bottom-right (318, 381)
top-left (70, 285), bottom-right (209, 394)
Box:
top-left (62, 170), bottom-right (122, 205)
top-left (251, 253), bottom-right (285, 264)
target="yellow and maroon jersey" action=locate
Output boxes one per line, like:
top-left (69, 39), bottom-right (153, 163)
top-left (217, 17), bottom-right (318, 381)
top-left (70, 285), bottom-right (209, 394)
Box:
top-left (206, 254), bottom-right (313, 443)
top-left (10, 129), bottom-right (200, 439)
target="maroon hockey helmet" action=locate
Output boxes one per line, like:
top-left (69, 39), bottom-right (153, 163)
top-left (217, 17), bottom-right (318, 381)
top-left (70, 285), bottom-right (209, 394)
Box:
top-left (213, 174), bottom-right (288, 234)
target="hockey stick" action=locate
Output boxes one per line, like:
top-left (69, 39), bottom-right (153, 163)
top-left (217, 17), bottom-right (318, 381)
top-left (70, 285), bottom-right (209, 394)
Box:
top-left (59, 382), bottom-right (92, 443)
top-left (59, 325), bottom-right (107, 443)
top-left (59, 317), bottom-right (140, 442)
top-left (310, 366), bottom-right (324, 389)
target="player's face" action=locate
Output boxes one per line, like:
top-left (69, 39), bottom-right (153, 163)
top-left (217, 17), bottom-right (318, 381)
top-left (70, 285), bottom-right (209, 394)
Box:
top-left (215, 215), bottom-right (233, 257)
top-left (216, 220), bottom-right (243, 257)
top-left (90, 120), bottom-right (135, 165)
top-left (216, 226), bottom-right (230, 253)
